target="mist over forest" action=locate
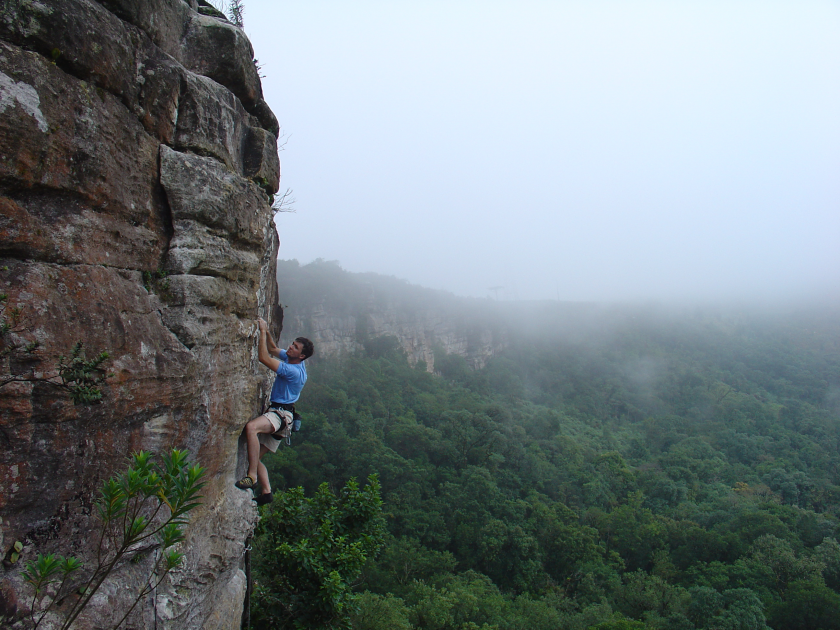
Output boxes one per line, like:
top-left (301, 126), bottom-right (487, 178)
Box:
top-left (252, 259), bottom-right (840, 630)
top-left (230, 2), bottom-right (838, 627)
top-left (247, 0), bottom-right (840, 304)
top-left (3, 0), bottom-right (836, 627)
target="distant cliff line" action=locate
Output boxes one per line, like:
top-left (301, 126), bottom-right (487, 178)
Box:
top-left (276, 260), bottom-right (508, 372)
top-left (277, 260), bottom-right (840, 376)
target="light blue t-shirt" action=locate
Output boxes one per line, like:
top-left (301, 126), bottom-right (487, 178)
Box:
top-left (270, 349), bottom-right (307, 404)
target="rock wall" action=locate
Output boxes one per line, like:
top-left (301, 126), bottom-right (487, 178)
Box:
top-left (0, 1), bottom-right (280, 627)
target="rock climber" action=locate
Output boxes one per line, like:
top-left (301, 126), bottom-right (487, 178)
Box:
top-left (235, 317), bottom-right (314, 505)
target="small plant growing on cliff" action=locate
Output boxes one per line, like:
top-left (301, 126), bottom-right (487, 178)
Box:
top-left (21, 554), bottom-right (82, 629)
top-left (271, 188), bottom-right (296, 215)
top-left (56, 342), bottom-right (110, 404)
top-left (228, 0), bottom-right (245, 27)
top-left (21, 450), bottom-right (207, 630)
top-left (142, 268), bottom-right (172, 302)
top-left (204, 0), bottom-right (244, 27)
top-left (2, 296), bottom-right (111, 401)
top-left (142, 268), bottom-right (170, 292)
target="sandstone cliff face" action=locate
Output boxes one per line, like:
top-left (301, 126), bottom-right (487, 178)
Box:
top-left (0, 1), bottom-right (280, 627)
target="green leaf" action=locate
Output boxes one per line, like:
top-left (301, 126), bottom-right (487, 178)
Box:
top-left (22, 553), bottom-right (65, 590)
top-left (59, 556), bottom-right (83, 575)
top-left (158, 523), bottom-right (185, 549)
top-left (164, 549), bottom-right (184, 571)
top-left (126, 516), bottom-right (148, 540)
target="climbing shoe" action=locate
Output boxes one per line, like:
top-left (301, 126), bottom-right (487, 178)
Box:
top-left (235, 475), bottom-right (256, 490)
top-left (254, 492), bottom-right (273, 505)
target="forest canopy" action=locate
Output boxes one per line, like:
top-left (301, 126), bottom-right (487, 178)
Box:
top-left (255, 261), bottom-right (840, 630)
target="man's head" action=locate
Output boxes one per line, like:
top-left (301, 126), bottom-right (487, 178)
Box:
top-left (287, 337), bottom-right (314, 361)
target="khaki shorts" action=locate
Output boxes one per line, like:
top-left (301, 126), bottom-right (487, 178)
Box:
top-left (257, 408), bottom-right (292, 453)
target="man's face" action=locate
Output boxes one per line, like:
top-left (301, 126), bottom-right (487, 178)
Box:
top-left (287, 340), bottom-right (305, 360)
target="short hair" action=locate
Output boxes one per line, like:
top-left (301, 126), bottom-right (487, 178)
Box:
top-left (296, 337), bottom-right (314, 360)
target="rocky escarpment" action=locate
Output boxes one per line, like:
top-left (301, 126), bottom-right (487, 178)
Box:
top-left (0, 1), bottom-right (280, 627)
top-left (294, 303), bottom-right (504, 371)
top-left (277, 260), bottom-right (507, 371)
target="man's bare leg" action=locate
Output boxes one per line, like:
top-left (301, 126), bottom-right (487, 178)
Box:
top-left (256, 445), bottom-right (271, 494)
top-left (243, 415), bottom-right (274, 484)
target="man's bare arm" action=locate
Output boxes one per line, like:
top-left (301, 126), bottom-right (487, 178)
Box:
top-left (258, 317), bottom-right (282, 357)
top-left (266, 333), bottom-right (282, 357)
top-left (266, 331), bottom-right (282, 357)
top-left (257, 319), bottom-right (280, 372)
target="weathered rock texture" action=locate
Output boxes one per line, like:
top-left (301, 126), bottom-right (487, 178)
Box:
top-left (0, 0), bottom-right (281, 627)
top-left (276, 261), bottom-right (507, 371)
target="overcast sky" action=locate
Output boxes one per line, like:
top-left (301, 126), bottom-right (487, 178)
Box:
top-left (241, 0), bottom-right (839, 303)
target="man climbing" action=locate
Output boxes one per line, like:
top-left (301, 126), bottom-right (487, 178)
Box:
top-left (235, 317), bottom-right (314, 505)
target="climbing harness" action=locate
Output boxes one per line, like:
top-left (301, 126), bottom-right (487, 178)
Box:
top-left (267, 402), bottom-right (302, 445)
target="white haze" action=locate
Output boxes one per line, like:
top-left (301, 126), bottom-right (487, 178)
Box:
top-left (242, 0), bottom-right (840, 303)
